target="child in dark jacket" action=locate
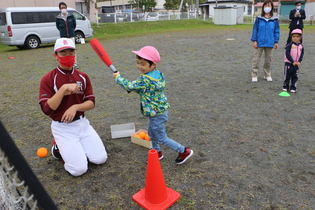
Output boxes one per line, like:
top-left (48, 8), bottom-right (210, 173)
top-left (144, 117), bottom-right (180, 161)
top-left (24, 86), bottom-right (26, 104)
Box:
top-left (283, 29), bottom-right (304, 93)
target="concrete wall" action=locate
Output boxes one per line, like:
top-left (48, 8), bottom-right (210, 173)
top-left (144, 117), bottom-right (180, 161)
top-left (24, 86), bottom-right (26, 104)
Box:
top-left (1, 0), bottom-right (66, 7)
top-left (97, 0), bottom-right (166, 11)
top-left (304, 2), bottom-right (315, 20)
top-left (1, 0), bottom-right (97, 23)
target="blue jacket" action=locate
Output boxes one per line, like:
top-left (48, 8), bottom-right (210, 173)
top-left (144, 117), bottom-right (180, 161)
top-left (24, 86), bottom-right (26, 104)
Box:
top-left (250, 15), bottom-right (280, 48)
top-left (56, 13), bottom-right (76, 38)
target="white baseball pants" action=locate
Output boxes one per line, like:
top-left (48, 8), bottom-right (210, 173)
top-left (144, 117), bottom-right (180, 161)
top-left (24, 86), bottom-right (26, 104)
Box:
top-left (51, 117), bottom-right (107, 176)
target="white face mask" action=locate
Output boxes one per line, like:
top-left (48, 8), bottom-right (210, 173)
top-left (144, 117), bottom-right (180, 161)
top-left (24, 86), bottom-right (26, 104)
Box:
top-left (296, 6), bottom-right (301, 10)
top-left (61, 9), bottom-right (67, 14)
top-left (264, 7), bottom-right (272, 14)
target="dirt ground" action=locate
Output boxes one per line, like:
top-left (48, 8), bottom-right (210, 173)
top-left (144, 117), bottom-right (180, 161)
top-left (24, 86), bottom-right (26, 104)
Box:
top-left (1, 25), bottom-right (315, 209)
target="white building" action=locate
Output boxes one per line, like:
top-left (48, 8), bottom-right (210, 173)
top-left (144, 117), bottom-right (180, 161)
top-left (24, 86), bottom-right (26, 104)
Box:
top-left (199, 0), bottom-right (253, 18)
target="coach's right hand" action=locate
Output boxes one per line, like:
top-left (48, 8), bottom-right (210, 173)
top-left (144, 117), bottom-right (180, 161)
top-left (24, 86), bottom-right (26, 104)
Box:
top-left (63, 83), bottom-right (79, 95)
top-left (47, 83), bottom-right (79, 111)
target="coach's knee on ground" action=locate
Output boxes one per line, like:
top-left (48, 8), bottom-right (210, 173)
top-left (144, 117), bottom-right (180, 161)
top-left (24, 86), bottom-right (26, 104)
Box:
top-left (65, 163), bottom-right (88, 176)
top-left (88, 152), bottom-right (108, 165)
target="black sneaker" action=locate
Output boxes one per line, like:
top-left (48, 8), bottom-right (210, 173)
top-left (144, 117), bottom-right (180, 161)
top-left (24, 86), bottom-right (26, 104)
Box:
top-left (51, 138), bottom-right (62, 160)
top-left (158, 151), bottom-right (164, 160)
top-left (175, 147), bottom-right (193, 164)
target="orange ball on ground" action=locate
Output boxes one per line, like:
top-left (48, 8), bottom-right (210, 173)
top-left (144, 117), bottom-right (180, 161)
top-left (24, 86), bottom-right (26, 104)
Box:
top-left (37, 147), bottom-right (48, 158)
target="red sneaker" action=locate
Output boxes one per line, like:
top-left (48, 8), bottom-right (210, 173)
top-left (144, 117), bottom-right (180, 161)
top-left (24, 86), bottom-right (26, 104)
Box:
top-left (158, 151), bottom-right (164, 160)
top-left (175, 147), bottom-right (193, 164)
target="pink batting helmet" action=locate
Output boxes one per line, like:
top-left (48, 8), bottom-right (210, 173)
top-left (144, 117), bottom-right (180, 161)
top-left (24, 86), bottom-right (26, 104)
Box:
top-left (291, 29), bottom-right (302, 35)
top-left (132, 46), bottom-right (160, 64)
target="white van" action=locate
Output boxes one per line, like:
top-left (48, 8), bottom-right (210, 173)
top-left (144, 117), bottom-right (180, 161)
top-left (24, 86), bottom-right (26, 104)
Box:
top-left (0, 7), bottom-right (93, 49)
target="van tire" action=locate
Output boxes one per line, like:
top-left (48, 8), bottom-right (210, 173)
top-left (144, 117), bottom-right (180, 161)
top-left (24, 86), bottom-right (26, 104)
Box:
top-left (74, 31), bottom-right (84, 44)
top-left (25, 36), bottom-right (40, 49)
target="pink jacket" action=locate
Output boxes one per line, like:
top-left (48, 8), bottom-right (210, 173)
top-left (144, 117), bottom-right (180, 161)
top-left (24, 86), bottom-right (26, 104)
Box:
top-left (284, 42), bottom-right (304, 63)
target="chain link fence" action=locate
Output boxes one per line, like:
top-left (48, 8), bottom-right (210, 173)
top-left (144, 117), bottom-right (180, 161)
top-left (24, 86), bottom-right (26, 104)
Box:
top-left (98, 11), bottom-right (205, 24)
top-left (97, 11), bottom-right (315, 26)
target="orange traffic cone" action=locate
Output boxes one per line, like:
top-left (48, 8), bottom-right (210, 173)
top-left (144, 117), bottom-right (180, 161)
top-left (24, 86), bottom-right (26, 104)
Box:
top-left (132, 149), bottom-right (180, 210)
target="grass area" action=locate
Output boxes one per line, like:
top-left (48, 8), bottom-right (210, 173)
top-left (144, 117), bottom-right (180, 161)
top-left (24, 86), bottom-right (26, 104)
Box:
top-left (2, 18), bottom-right (315, 209)
top-left (91, 19), bottom-right (315, 39)
top-left (1, 18), bottom-right (314, 53)
top-left (91, 19), bottom-right (253, 41)
top-left (0, 19), bottom-right (250, 52)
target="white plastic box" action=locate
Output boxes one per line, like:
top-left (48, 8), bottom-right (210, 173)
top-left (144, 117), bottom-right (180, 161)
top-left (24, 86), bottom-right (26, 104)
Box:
top-left (131, 130), bottom-right (152, 149)
top-left (111, 123), bottom-right (135, 139)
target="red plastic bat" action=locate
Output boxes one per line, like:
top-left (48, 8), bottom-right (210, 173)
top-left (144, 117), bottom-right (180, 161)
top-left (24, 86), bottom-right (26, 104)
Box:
top-left (90, 38), bottom-right (117, 73)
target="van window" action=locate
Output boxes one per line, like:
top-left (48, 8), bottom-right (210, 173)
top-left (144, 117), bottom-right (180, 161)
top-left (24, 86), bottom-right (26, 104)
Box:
top-left (11, 12), bottom-right (57, 24)
top-left (0, 12), bottom-right (6, 25)
top-left (72, 12), bottom-right (84, 20)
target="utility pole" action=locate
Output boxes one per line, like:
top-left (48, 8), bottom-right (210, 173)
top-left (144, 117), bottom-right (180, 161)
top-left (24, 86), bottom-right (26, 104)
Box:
top-left (252, 0), bottom-right (255, 23)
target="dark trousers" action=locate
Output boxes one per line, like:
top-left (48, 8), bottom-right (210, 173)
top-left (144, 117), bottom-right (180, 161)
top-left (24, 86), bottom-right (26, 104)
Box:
top-left (287, 27), bottom-right (303, 45)
top-left (283, 63), bottom-right (299, 91)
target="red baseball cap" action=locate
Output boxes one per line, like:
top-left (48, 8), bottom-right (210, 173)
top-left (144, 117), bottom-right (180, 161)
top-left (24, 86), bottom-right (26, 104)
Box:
top-left (54, 38), bottom-right (76, 52)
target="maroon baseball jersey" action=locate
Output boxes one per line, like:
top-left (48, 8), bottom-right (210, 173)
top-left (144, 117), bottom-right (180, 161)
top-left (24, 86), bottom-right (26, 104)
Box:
top-left (39, 67), bottom-right (95, 121)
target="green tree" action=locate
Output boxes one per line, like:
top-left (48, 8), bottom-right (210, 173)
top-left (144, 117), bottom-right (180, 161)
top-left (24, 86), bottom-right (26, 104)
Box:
top-left (164, 0), bottom-right (190, 11)
top-left (132, 0), bottom-right (157, 12)
top-left (164, 0), bottom-right (180, 10)
top-left (164, 0), bottom-right (177, 11)
top-left (84, 0), bottom-right (94, 14)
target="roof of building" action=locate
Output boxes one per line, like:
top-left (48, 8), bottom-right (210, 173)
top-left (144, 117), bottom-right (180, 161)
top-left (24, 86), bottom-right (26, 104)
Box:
top-left (255, 2), bottom-right (279, 7)
top-left (205, 1), bottom-right (251, 3)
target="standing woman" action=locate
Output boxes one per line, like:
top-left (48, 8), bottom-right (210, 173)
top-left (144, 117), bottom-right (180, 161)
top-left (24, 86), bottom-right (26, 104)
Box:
top-left (250, 0), bottom-right (280, 82)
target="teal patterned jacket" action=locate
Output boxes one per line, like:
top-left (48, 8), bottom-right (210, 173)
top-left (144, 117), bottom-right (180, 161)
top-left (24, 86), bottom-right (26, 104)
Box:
top-left (115, 70), bottom-right (170, 117)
